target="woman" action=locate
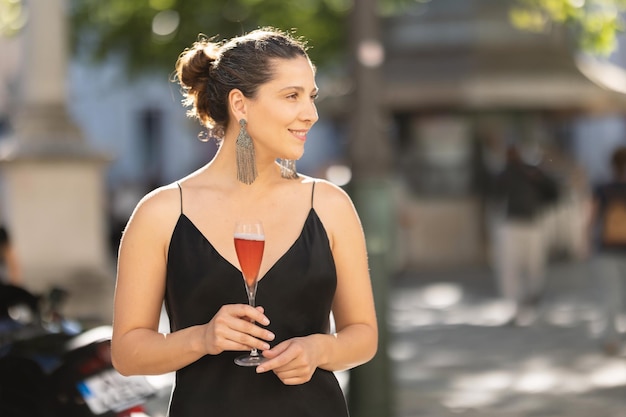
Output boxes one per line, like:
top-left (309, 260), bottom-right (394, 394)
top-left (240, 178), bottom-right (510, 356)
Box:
top-left (111, 27), bottom-right (378, 416)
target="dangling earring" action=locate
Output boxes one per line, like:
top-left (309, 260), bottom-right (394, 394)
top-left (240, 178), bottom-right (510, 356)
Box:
top-left (236, 119), bottom-right (257, 184)
top-left (279, 159), bottom-right (298, 179)
top-left (197, 130), bottom-right (210, 142)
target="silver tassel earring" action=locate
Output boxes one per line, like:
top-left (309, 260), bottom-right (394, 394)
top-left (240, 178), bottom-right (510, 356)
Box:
top-left (236, 119), bottom-right (257, 185)
top-left (279, 158), bottom-right (298, 179)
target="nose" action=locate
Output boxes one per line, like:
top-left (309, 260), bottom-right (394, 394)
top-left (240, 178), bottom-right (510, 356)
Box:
top-left (301, 100), bottom-right (319, 125)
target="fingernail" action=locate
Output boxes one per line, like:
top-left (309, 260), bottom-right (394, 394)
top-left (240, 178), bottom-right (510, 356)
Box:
top-left (256, 366), bottom-right (265, 373)
top-left (262, 317), bottom-right (270, 325)
top-left (262, 343), bottom-right (270, 350)
top-left (267, 332), bottom-right (275, 340)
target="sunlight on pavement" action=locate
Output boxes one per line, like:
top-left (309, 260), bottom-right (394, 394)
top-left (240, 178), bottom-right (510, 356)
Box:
top-left (514, 369), bottom-right (559, 393)
top-left (390, 309), bottom-right (439, 331)
top-left (452, 371), bottom-right (514, 392)
top-left (390, 282), bottom-right (517, 330)
top-left (388, 340), bottom-right (419, 361)
top-left (442, 390), bottom-right (500, 410)
top-left (390, 281), bottom-right (610, 331)
top-left (543, 301), bottom-right (601, 328)
top-left (390, 276), bottom-right (626, 416)
top-left (420, 283), bottom-right (463, 308)
top-left (589, 360), bottom-right (626, 388)
top-left (394, 361), bottom-right (435, 383)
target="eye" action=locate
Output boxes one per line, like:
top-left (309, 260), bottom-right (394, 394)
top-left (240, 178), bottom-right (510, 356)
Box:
top-left (311, 93), bottom-right (319, 101)
top-left (286, 93), bottom-right (298, 100)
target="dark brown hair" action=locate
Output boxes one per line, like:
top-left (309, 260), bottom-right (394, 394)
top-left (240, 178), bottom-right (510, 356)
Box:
top-left (174, 27), bottom-right (310, 137)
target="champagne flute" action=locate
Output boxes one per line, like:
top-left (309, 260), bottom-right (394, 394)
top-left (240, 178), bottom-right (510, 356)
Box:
top-left (233, 220), bottom-right (267, 366)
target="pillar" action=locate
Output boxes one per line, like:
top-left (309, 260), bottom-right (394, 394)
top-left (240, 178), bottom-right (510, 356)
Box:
top-left (0, 0), bottom-right (113, 324)
top-left (346, 1), bottom-right (394, 416)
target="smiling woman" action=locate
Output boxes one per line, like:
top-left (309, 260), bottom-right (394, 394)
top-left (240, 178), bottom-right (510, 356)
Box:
top-left (110, 27), bottom-right (378, 417)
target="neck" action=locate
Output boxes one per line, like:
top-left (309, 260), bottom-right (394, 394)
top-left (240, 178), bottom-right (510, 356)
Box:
top-left (209, 137), bottom-right (280, 187)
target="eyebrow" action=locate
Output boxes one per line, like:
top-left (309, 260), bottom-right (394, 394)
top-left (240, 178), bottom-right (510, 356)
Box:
top-left (279, 86), bottom-right (319, 94)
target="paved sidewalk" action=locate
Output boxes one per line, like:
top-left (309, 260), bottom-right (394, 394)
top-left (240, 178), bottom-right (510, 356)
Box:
top-left (391, 260), bottom-right (626, 417)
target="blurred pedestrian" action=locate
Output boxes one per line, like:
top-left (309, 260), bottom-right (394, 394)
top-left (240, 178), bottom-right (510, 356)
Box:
top-left (588, 145), bottom-right (626, 355)
top-left (0, 223), bottom-right (30, 319)
top-left (110, 27), bottom-right (377, 416)
top-left (0, 224), bottom-right (21, 286)
top-left (491, 144), bottom-right (559, 325)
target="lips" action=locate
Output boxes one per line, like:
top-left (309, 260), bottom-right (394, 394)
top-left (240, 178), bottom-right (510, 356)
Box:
top-left (289, 129), bottom-right (308, 140)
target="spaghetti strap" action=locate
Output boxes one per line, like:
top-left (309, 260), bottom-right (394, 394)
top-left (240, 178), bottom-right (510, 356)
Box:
top-left (311, 181), bottom-right (316, 209)
top-left (176, 182), bottom-right (183, 214)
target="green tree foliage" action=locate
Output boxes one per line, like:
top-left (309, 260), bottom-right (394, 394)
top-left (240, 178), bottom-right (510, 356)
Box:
top-left (69, 0), bottom-right (354, 76)
top-left (6, 0), bottom-right (625, 75)
top-left (0, 0), bottom-right (26, 36)
top-left (68, 0), bottom-right (419, 76)
top-left (510, 0), bottom-right (626, 55)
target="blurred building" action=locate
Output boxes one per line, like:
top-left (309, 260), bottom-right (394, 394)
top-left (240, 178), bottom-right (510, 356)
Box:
top-left (3, 0), bottom-right (626, 279)
top-left (370, 0), bottom-right (626, 270)
top-left (0, 0), bottom-right (113, 322)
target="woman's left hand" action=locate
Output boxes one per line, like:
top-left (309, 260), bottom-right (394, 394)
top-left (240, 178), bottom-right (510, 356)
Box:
top-left (255, 335), bottom-right (322, 385)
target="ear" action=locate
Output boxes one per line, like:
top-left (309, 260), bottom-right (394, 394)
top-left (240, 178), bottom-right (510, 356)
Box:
top-left (228, 89), bottom-right (247, 122)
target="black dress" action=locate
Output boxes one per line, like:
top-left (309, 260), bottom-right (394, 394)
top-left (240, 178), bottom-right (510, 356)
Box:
top-left (164, 182), bottom-right (349, 417)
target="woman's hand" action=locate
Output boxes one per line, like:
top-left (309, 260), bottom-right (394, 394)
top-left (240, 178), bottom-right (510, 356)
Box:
top-left (256, 335), bottom-right (323, 385)
top-left (203, 305), bottom-right (275, 355)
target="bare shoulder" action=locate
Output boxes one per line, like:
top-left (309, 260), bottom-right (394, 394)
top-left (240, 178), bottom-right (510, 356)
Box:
top-left (133, 183), bottom-right (180, 218)
top-left (125, 182), bottom-right (182, 239)
top-left (308, 178), bottom-right (356, 211)
top-left (306, 178), bottom-right (362, 236)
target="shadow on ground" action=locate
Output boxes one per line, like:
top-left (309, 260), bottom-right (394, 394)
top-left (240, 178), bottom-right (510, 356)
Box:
top-left (391, 260), bottom-right (626, 417)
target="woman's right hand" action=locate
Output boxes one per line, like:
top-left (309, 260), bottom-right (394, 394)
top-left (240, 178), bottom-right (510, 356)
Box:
top-left (203, 305), bottom-right (275, 355)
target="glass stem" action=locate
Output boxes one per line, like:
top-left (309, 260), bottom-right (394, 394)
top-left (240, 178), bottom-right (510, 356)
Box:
top-left (247, 290), bottom-right (256, 308)
top-left (247, 282), bottom-right (259, 357)
top-left (246, 282), bottom-right (257, 307)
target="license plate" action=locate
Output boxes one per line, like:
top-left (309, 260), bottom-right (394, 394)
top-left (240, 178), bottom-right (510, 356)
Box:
top-left (77, 369), bottom-right (157, 414)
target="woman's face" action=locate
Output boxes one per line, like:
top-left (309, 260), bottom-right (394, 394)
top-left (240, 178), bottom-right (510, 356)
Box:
top-left (245, 56), bottom-right (319, 162)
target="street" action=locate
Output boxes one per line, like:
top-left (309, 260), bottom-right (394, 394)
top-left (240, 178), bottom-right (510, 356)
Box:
top-left (391, 260), bottom-right (626, 417)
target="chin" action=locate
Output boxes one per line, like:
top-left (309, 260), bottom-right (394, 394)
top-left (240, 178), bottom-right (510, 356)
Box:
top-left (281, 151), bottom-right (304, 161)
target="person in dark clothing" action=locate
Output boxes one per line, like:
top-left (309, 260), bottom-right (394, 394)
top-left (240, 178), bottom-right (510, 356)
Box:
top-left (491, 144), bottom-right (559, 325)
top-left (0, 225), bottom-right (21, 286)
top-left (589, 145), bottom-right (626, 355)
top-left (0, 225), bottom-right (32, 319)
top-left (110, 28), bottom-right (377, 417)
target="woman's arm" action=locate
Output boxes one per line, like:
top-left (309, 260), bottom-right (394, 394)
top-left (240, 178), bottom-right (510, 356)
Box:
top-left (111, 187), bottom-right (206, 375)
top-left (111, 186), bottom-right (274, 376)
top-left (259, 181), bottom-right (378, 384)
top-left (315, 181), bottom-right (378, 370)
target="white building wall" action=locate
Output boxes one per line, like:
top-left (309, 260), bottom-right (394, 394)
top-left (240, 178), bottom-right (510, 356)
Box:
top-left (67, 58), bottom-right (208, 188)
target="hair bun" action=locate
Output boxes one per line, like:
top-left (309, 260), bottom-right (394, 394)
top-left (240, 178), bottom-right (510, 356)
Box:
top-left (176, 39), bottom-right (219, 91)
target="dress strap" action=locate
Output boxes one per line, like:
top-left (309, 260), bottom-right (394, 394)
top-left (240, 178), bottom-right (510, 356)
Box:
top-left (311, 181), bottom-right (316, 209)
top-left (176, 182), bottom-right (183, 214)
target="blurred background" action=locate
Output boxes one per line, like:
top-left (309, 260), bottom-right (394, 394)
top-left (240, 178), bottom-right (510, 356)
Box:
top-left (2, 0), bottom-right (626, 416)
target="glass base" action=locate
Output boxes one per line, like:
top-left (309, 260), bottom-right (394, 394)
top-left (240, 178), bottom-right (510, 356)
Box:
top-left (234, 353), bottom-right (267, 367)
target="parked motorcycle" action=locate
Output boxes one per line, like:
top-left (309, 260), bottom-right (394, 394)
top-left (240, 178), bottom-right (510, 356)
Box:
top-left (0, 283), bottom-right (158, 417)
